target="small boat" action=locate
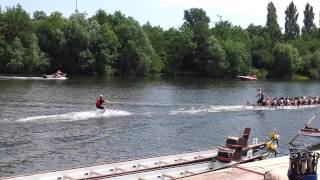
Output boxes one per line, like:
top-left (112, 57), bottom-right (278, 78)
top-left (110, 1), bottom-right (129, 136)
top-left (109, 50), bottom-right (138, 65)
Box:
top-left (289, 115), bottom-right (320, 144)
top-left (42, 73), bottom-right (68, 80)
top-left (3, 128), bottom-right (278, 180)
top-left (299, 127), bottom-right (320, 137)
top-left (238, 75), bottom-right (257, 81)
top-left (299, 115), bottom-right (320, 137)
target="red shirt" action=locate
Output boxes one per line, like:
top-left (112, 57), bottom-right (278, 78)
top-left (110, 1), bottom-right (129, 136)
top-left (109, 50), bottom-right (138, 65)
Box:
top-left (96, 98), bottom-right (104, 106)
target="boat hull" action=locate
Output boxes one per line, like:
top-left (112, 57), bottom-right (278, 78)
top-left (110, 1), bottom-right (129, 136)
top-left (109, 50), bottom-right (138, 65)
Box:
top-left (42, 73), bottom-right (68, 80)
top-left (253, 104), bottom-right (320, 110)
top-left (238, 76), bottom-right (257, 81)
top-left (299, 129), bottom-right (320, 137)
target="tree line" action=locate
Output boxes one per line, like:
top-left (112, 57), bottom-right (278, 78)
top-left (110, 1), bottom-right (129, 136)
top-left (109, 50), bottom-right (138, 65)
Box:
top-left (1, 2), bottom-right (320, 79)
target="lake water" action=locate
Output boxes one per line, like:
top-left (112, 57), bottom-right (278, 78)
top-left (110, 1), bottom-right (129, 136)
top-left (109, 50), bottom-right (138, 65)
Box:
top-left (1, 76), bottom-right (320, 177)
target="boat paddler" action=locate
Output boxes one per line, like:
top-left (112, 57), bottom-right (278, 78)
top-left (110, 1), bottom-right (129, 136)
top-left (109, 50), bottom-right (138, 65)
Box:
top-left (257, 88), bottom-right (264, 104)
top-left (55, 69), bottom-right (63, 78)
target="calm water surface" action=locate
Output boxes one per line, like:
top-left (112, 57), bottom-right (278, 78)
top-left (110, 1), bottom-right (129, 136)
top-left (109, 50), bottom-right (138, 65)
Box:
top-left (0, 76), bottom-right (320, 177)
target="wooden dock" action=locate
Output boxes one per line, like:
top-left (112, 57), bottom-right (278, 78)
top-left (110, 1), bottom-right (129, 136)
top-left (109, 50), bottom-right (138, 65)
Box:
top-left (183, 155), bottom-right (310, 180)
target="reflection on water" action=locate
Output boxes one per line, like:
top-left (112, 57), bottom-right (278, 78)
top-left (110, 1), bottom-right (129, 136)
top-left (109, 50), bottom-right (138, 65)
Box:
top-left (1, 77), bottom-right (320, 177)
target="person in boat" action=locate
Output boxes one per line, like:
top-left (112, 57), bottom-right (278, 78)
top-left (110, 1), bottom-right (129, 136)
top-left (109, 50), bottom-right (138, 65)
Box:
top-left (54, 69), bottom-right (63, 78)
top-left (315, 96), bottom-right (319, 104)
top-left (265, 97), bottom-right (271, 107)
top-left (256, 88), bottom-right (264, 105)
top-left (294, 97), bottom-right (298, 106)
top-left (96, 95), bottom-right (112, 111)
top-left (310, 96), bottom-right (314, 105)
top-left (272, 98), bottom-right (276, 106)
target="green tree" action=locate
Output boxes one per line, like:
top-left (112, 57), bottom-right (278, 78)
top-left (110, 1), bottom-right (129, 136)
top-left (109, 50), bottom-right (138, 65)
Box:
top-left (285, 2), bottom-right (300, 40)
top-left (89, 21), bottom-right (120, 75)
top-left (7, 37), bottom-right (25, 73)
top-left (223, 39), bottom-right (251, 77)
top-left (24, 33), bottom-right (48, 73)
top-left (272, 43), bottom-right (303, 78)
top-left (33, 11), bottom-right (47, 21)
top-left (213, 20), bottom-right (250, 43)
top-left (34, 11), bottom-right (66, 71)
top-left (0, 35), bottom-right (9, 72)
top-left (63, 12), bottom-right (94, 73)
top-left (112, 12), bottom-right (160, 75)
top-left (142, 22), bottom-right (167, 72)
top-left (308, 50), bottom-right (320, 79)
top-left (302, 3), bottom-right (316, 36)
top-left (205, 36), bottom-right (227, 77)
top-left (266, 2), bottom-right (282, 43)
top-left (91, 9), bottom-right (110, 25)
top-left (183, 8), bottom-right (210, 75)
top-left (163, 28), bottom-right (194, 75)
top-left (1, 4), bottom-right (33, 44)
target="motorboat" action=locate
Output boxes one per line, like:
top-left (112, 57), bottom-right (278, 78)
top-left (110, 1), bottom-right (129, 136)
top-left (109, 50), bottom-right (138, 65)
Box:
top-left (42, 73), bottom-right (68, 80)
top-left (238, 75), bottom-right (257, 81)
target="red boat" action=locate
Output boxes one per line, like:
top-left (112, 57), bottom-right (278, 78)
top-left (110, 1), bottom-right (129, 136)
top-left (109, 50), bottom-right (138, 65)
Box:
top-left (238, 75), bottom-right (257, 81)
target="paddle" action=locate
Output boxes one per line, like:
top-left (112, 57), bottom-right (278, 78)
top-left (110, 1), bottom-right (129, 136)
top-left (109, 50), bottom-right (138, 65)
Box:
top-left (289, 115), bottom-right (316, 145)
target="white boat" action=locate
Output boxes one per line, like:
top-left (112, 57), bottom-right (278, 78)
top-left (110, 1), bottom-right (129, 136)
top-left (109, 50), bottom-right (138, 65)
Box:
top-left (299, 127), bottom-right (320, 137)
top-left (3, 128), bottom-right (277, 180)
top-left (252, 104), bottom-right (320, 110)
top-left (42, 73), bottom-right (68, 80)
top-left (0, 75), bottom-right (67, 80)
top-left (238, 75), bottom-right (257, 81)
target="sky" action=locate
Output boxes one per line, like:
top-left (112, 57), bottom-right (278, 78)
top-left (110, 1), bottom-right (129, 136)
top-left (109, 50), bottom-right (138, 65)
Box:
top-left (1, 0), bottom-right (320, 30)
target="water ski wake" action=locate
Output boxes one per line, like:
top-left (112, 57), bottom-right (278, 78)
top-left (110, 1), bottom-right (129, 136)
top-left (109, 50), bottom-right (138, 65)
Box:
top-left (0, 75), bottom-right (67, 80)
top-left (169, 104), bottom-right (311, 115)
top-left (17, 109), bottom-right (131, 123)
top-left (169, 105), bottom-right (259, 115)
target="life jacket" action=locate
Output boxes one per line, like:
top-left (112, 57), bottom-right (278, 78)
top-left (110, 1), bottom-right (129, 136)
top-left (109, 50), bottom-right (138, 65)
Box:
top-left (96, 98), bottom-right (104, 106)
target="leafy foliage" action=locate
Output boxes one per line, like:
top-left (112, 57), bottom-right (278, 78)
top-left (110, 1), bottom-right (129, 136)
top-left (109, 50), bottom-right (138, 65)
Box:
top-left (302, 3), bottom-right (316, 36)
top-left (1, 3), bottom-right (320, 79)
top-left (285, 2), bottom-right (300, 40)
top-left (266, 2), bottom-right (282, 43)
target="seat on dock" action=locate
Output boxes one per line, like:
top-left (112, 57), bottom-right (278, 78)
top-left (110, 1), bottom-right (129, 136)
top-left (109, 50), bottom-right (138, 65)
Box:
top-left (242, 128), bottom-right (251, 142)
top-left (237, 137), bottom-right (248, 147)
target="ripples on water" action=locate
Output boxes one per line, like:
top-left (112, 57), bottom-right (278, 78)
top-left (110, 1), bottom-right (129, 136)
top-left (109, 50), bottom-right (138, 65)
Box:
top-left (1, 77), bottom-right (320, 177)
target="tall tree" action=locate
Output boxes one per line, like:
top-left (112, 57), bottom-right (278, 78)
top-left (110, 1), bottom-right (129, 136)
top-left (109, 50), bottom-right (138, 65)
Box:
top-left (266, 2), bottom-right (282, 43)
top-left (90, 22), bottom-right (120, 75)
top-left (33, 11), bottom-right (47, 21)
top-left (34, 11), bottom-right (66, 71)
top-left (24, 33), bottom-right (48, 73)
top-left (302, 3), bottom-right (316, 36)
top-left (272, 43), bottom-right (302, 78)
top-left (183, 8), bottom-right (210, 75)
top-left (163, 28), bottom-right (194, 75)
top-left (91, 9), bottom-right (110, 25)
top-left (63, 12), bottom-right (94, 74)
top-left (223, 39), bottom-right (251, 77)
top-left (205, 36), bottom-right (227, 77)
top-left (7, 37), bottom-right (25, 73)
top-left (285, 1), bottom-right (300, 40)
top-left (112, 12), bottom-right (160, 75)
top-left (1, 4), bottom-right (33, 44)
